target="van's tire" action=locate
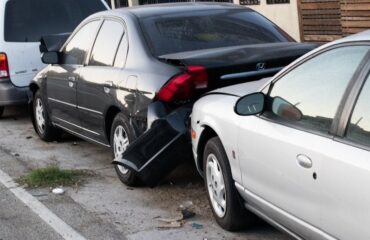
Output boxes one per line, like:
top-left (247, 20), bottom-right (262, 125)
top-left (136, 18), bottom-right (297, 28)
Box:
top-left (203, 137), bottom-right (256, 231)
top-left (0, 107), bottom-right (4, 118)
top-left (32, 90), bottom-right (62, 141)
top-left (111, 113), bottom-right (140, 186)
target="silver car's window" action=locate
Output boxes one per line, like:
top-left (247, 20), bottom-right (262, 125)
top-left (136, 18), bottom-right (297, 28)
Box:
top-left (62, 21), bottom-right (100, 65)
top-left (89, 21), bottom-right (125, 67)
top-left (346, 77), bottom-right (370, 146)
top-left (268, 46), bottom-right (370, 134)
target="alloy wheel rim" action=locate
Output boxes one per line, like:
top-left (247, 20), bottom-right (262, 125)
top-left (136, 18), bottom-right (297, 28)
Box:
top-left (113, 125), bottom-right (130, 175)
top-left (35, 98), bottom-right (46, 134)
top-left (206, 153), bottom-right (227, 218)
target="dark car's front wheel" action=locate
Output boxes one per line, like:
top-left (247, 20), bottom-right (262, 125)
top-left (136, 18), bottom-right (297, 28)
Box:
top-left (0, 106), bottom-right (4, 118)
top-left (111, 113), bottom-right (140, 186)
top-left (32, 91), bottom-right (61, 141)
top-left (203, 136), bottom-right (256, 231)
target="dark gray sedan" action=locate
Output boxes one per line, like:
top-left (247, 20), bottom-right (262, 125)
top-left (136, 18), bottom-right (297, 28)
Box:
top-left (30, 3), bottom-right (316, 186)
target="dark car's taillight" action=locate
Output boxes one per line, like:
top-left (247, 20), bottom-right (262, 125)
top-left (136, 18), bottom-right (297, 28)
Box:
top-left (0, 53), bottom-right (10, 79)
top-left (156, 66), bottom-right (208, 102)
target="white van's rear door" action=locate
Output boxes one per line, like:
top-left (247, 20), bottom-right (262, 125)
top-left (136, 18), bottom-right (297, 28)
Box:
top-left (3, 42), bottom-right (44, 87)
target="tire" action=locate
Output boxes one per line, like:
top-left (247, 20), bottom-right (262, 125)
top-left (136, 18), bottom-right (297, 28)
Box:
top-left (32, 90), bottom-right (62, 141)
top-left (110, 113), bottom-right (140, 186)
top-left (0, 106), bottom-right (4, 118)
top-left (203, 136), bottom-right (255, 231)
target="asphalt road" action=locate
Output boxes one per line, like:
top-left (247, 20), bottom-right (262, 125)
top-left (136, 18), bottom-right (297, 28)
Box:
top-left (0, 183), bottom-right (62, 240)
top-left (0, 106), bottom-right (292, 240)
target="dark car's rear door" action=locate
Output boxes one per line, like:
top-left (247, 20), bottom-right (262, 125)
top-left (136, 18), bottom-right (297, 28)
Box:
top-left (77, 19), bottom-right (127, 144)
top-left (47, 20), bottom-right (101, 131)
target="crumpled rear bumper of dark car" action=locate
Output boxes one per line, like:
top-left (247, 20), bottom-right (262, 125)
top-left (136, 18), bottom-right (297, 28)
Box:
top-left (112, 104), bottom-right (192, 187)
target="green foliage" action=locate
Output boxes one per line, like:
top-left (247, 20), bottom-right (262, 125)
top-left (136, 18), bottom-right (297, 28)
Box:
top-left (17, 166), bottom-right (91, 188)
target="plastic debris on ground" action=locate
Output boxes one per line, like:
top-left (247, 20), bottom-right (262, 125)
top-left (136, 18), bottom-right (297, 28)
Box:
top-left (191, 223), bottom-right (204, 229)
top-left (156, 214), bottom-right (184, 229)
top-left (51, 187), bottom-right (65, 195)
top-left (156, 200), bottom-right (197, 229)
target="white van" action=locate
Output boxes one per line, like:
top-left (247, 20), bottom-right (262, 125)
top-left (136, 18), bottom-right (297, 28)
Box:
top-left (0, 0), bottom-right (108, 117)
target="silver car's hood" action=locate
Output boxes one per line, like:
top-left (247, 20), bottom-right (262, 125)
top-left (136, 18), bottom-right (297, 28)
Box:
top-left (208, 77), bottom-right (271, 97)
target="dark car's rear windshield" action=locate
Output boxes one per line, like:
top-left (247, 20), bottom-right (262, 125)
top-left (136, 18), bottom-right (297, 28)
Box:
top-left (139, 9), bottom-right (293, 56)
top-left (4, 0), bottom-right (106, 42)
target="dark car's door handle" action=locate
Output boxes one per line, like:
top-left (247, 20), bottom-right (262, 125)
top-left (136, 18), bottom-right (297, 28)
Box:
top-left (103, 81), bottom-right (114, 93)
top-left (104, 81), bottom-right (113, 87)
top-left (68, 76), bottom-right (76, 88)
top-left (296, 154), bottom-right (312, 168)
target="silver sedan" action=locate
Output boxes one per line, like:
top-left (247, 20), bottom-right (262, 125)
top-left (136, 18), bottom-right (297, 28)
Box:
top-left (191, 30), bottom-right (370, 239)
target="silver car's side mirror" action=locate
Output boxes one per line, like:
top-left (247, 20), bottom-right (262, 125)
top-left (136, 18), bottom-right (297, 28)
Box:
top-left (235, 92), bottom-right (265, 116)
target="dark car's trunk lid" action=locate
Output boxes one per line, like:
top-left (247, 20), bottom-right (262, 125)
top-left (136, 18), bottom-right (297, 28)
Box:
top-left (159, 42), bottom-right (317, 89)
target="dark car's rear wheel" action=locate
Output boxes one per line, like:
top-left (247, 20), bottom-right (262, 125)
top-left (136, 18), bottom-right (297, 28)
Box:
top-left (203, 136), bottom-right (255, 231)
top-left (0, 107), bottom-right (4, 118)
top-left (32, 90), bottom-right (61, 141)
top-left (111, 113), bottom-right (140, 186)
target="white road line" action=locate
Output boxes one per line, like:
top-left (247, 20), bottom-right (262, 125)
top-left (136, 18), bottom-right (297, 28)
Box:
top-left (0, 168), bottom-right (86, 240)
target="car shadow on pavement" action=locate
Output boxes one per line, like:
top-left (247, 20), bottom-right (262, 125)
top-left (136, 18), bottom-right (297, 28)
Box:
top-left (2, 105), bottom-right (30, 119)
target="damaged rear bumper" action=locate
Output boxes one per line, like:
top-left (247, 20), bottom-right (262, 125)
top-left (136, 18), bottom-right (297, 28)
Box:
top-left (112, 103), bottom-right (192, 187)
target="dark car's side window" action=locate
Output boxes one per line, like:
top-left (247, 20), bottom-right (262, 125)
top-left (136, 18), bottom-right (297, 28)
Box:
top-left (62, 20), bottom-right (100, 65)
top-left (266, 46), bottom-right (370, 134)
top-left (89, 20), bottom-right (125, 67)
top-left (114, 35), bottom-right (128, 68)
top-left (346, 77), bottom-right (370, 147)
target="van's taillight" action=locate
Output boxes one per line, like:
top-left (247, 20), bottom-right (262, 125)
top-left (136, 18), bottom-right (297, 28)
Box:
top-left (156, 66), bottom-right (208, 102)
top-left (0, 53), bottom-right (9, 79)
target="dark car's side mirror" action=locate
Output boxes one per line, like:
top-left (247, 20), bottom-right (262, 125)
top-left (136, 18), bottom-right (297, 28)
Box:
top-left (41, 51), bottom-right (59, 64)
top-left (272, 97), bottom-right (302, 121)
top-left (235, 92), bottom-right (265, 116)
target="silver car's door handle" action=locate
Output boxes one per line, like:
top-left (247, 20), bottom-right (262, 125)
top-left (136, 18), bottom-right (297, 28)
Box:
top-left (68, 76), bottom-right (76, 81)
top-left (296, 154), bottom-right (312, 169)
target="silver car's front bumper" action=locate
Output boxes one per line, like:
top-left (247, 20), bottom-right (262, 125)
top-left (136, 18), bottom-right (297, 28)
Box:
top-left (0, 80), bottom-right (29, 106)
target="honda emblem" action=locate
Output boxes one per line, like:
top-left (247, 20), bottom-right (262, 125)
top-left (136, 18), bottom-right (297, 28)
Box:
top-left (256, 62), bottom-right (266, 71)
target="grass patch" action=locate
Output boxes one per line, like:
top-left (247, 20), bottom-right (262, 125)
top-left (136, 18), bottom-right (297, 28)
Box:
top-left (17, 166), bottom-right (92, 188)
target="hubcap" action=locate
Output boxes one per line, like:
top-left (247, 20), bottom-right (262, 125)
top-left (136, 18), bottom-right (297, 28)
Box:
top-left (206, 153), bottom-right (227, 218)
top-left (35, 98), bottom-right (46, 134)
top-left (113, 125), bottom-right (130, 175)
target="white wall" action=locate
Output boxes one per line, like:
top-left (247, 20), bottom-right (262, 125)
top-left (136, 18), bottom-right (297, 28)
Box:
top-left (236, 1), bottom-right (301, 42)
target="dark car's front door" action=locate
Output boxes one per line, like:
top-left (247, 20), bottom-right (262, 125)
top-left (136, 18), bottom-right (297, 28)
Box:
top-left (77, 19), bottom-right (127, 144)
top-left (47, 20), bottom-right (101, 132)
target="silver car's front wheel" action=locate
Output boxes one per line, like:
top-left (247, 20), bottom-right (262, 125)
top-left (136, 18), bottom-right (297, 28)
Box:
top-left (203, 136), bottom-right (255, 231)
top-left (113, 125), bottom-right (130, 175)
top-left (206, 153), bottom-right (227, 218)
